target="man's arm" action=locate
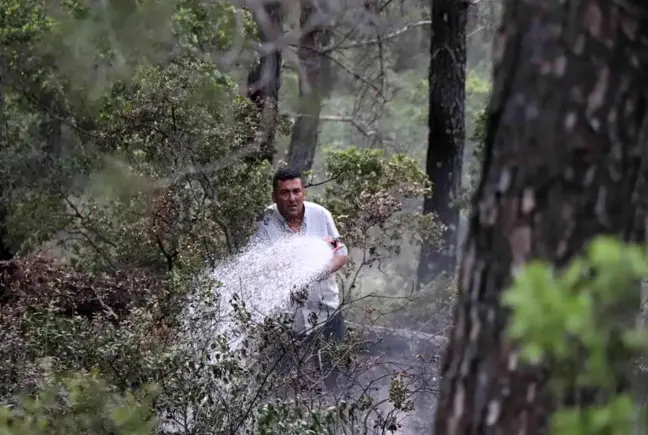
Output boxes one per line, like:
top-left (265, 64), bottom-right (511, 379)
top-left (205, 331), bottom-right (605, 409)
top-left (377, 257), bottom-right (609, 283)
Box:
top-left (323, 210), bottom-right (348, 274)
top-left (328, 251), bottom-right (348, 274)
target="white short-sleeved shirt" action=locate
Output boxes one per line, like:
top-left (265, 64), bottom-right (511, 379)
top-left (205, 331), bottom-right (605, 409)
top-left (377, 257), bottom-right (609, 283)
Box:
top-left (252, 201), bottom-right (348, 334)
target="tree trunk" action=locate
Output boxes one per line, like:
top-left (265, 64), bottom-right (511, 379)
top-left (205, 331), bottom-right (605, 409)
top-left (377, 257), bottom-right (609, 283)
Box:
top-left (0, 182), bottom-right (11, 260)
top-left (433, 1), bottom-right (648, 433)
top-left (0, 217), bottom-right (10, 261)
top-left (0, 70), bottom-right (12, 261)
top-left (287, 0), bottom-right (331, 172)
top-left (417, 0), bottom-right (467, 288)
top-left (246, 1), bottom-right (284, 164)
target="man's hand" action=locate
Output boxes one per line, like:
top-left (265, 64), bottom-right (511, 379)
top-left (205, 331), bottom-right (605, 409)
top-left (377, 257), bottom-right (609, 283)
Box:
top-left (315, 237), bottom-right (348, 282)
top-left (324, 236), bottom-right (341, 251)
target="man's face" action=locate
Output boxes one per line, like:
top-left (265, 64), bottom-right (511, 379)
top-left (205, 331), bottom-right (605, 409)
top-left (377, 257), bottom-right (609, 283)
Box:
top-left (273, 178), bottom-right (305, 220)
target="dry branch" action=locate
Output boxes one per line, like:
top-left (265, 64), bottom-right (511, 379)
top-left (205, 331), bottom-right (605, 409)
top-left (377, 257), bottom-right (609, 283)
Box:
top-left (0, 256), bottom-right (165, 318)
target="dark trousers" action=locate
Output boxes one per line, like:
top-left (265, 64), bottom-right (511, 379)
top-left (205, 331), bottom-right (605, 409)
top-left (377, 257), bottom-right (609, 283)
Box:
top-left (307, 312), bottom-right (346, 391)
top-left (273, 312), bottom-right (347, 393)
top-left (315, 311), bottom-right (346, 343)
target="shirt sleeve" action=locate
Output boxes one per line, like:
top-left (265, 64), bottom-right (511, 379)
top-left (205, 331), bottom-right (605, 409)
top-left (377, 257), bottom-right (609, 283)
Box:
top-left (324, 210), bottom-right (348, 257)
top-left (250, 219), bottom-right (270, 246)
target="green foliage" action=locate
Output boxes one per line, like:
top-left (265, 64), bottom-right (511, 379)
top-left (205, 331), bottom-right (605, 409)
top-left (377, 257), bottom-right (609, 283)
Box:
top-left (465, 71), bottom-right (491, 134)
top-left (503, 236), bottom-right (647, 435)
top-left (0, 0), bottom-right (449, 433)
top-left (0, 0), bottom-right (271, 271)
top-left (550, 395), bottom-right (636, 435)
top-left (471, 107), bottom-right (488, 150)
top-left (454, 72), bottom-right (490, 211)
top-left (0, 0), bottom-right (52, 61)
top-left (5, 190), bottom-right (72, 255)
top-left (315, 148), bottom-right (442, 273)
top-left (457, 107), bottom-right (487, 210)
top-left (255, 396), bottom-right (400, 435)
top-left (256, 401), bottom-right (338, 435)
top-left (174, 0), bottom-right (257, 51)
top-left (0, 367), bottom-right (156, 435)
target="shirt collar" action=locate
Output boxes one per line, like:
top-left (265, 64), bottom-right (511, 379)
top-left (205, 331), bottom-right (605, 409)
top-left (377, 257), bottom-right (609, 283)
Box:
top-left (275, 204), bottom-right (308, 232)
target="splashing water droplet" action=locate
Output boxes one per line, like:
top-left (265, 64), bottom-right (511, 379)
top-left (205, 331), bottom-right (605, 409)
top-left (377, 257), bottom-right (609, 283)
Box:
top-left (182, 234), bottom-right (334, 353)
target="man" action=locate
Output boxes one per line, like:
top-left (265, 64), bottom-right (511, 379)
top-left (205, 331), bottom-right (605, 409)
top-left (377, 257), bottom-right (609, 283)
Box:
top-left (253, 169), bottom-right (348, 393)
top-left (253, 167), bottom-right (349, 339)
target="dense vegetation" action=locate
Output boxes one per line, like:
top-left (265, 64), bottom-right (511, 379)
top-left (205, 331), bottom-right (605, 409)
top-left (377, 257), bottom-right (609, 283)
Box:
top-left (4, 0), bottom-right (646, 434)
top-left (0, 0), bottom-right (490, 432)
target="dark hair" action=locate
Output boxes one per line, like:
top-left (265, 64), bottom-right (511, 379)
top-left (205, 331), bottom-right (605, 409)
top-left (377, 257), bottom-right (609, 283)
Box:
top-left (272, 167), bottom-right (303, 192)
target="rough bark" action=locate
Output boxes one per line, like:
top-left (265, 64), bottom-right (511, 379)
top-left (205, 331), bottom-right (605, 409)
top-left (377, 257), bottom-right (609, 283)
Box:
top-left (417, 0), bottom-right (467, 287)
top-left (287, 0), bottom-right (331, 172)
top-left (0, 70), bottom-right (11, 262)
top-left (246, 1), bottom-right (284, 164)
top-left (0, 194), bottom-right (11, 261)
top-left (433, 1), bottom-right (648, 434)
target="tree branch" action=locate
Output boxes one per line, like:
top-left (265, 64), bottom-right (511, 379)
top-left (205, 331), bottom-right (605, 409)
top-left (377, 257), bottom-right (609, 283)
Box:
top-left (282, 112), bottom-right (376, 139)
top-left (336, 20), bottom-right (431, 50)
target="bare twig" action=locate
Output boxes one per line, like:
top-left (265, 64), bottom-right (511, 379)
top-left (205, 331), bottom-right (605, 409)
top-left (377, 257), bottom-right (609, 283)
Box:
top-left (335, 20), bottom-right (430, 50)
top-left (283, 111), bottom-right (376, 138)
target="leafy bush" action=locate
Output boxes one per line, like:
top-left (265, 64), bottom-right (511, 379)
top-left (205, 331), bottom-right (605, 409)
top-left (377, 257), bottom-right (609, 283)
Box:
top-left (0, 148), bottom-right (435, 435)
top-left (0, 367), bottom-right (156, 435)
top-left (0, 0), bottom-right (442, 433)
top-left (504, 236), bottom-right (647, 435)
